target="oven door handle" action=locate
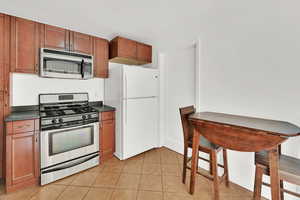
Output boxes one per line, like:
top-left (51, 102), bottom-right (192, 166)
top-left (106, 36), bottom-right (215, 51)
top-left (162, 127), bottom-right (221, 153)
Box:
top-left (43, 122), bottom-right (99, 133)
top-left (41, 153), bottom-right (99, 174)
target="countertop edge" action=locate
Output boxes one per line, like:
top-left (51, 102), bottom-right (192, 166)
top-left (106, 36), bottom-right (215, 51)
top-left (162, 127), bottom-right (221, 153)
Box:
top-left (5, 105), bottom-right (116, 122)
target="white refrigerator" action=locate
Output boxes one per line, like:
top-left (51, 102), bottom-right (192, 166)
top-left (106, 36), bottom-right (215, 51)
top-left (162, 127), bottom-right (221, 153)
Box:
top-left (104, 64), bottom-right (159, 160)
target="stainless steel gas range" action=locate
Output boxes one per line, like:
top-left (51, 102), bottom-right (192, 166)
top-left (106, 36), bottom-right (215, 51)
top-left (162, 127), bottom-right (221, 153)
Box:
top-left (39, 93), bottom-right (99, 185)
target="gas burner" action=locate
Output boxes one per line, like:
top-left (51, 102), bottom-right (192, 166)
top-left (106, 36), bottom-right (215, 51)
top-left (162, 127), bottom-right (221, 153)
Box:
top-left (39, 93), bottom-right (99, 130)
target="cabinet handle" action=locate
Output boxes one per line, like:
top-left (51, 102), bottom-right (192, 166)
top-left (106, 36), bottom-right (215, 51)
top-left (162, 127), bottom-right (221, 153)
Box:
top-left (17, 124), bottom-right (30, 129)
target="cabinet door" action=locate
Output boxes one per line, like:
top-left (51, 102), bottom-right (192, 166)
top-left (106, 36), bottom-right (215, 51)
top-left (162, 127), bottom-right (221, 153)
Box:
top-left (0, 14), bottom-right (10, 92)
top-left (118, 37), bottom-right (137, 60)
top-left (137, 43), bottom-right (152, 63)
top-left (10, 17), bottom-right (39, 74)
top-left (70, 32), bottom-right (93, 54)
top-left (100, 119), bottom-right (115, 160)
top-left (40, 24), bottom-right (70, 51)
top-left (0, 92), bottom-right (3, 177)
top-left (6, 131), bottom-right (39, 186)
top-left (93, 37), bottom-right (108, 78)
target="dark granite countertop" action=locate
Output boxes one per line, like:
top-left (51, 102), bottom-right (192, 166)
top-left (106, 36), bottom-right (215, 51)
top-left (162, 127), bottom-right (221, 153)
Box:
top-left (5, 110), bottom-right (40, 122)
top-left (5, 102), bottom-right (115, 122)
top-left (92, 105), bottom-right (115, 112)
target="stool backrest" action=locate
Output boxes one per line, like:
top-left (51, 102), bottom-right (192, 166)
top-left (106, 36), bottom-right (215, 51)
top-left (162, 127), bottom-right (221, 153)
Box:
top-left (179, 106), bottom-right (196, 144)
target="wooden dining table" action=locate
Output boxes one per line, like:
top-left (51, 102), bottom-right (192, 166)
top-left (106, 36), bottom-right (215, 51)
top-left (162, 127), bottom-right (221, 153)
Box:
top-left (188, 112), bottom-right (300, 200)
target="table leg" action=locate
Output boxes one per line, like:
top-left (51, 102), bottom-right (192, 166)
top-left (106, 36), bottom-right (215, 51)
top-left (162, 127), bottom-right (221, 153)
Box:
top-left (189, 126), bottom-right (200, 194)
top-left (268, 147), bottom-right (281, 200)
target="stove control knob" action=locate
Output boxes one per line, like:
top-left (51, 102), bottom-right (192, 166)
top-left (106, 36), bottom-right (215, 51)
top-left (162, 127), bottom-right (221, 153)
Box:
top-left (52, 119), bottom-right (57, 124)
top-left (88, 114), bottom-right (92, 119)
top-left (82, 115), bottom-right (87, 120)
top-left (59, 118), bottom-right (63, 123)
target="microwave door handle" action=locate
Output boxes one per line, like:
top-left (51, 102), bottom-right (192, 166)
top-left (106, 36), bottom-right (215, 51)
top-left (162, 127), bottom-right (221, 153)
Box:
top-left (81, 59), bottom-right (84, 79)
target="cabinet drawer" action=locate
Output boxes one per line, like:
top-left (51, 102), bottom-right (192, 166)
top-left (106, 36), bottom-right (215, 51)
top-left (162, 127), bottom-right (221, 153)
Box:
top-left (13, 120), bottom-right (35, 134)
top-left (101, 111), bottom-right (114, 121)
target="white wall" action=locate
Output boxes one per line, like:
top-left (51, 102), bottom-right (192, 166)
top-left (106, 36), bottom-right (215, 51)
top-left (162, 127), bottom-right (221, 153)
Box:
top-left (163, 46), bottom-right (195, 152)
top-left (163, 1), bottom-right (300, 198)
top-left (197, 1), bottom-right (300, 199)
top-left (12, 73), bottom-right (104, 106)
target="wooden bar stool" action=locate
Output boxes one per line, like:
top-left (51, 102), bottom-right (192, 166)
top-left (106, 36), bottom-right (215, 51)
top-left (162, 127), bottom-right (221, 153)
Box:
top-left (254, 146), bottom-right (300, 199)
top-left (179, 106), bottom-right (229, 200)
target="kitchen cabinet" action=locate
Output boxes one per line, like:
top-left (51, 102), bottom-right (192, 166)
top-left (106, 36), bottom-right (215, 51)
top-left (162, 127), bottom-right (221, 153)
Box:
top-left (0, 92), bottom-right (4, 178)
top-left (40, 25), bottom-right (93, 54)
top-left (109, 36), bottom-right (152, 65)
top-left (100, 111), bottom-right (115, 162)
top-left (70, 32), bottom-right (93, 54)
top-left (0, 14), bottom-right (10, 91)
top-left (40, 24), bottom-right (70, 51)
top-left (5, 119), bottom-right (40, 193)
top-left (93, 37), bottom-right (109, 78)
top-left (137, 43), bottom-right (152, 63)
top-left (10, 17), bottom-right (40, 74)
top-left (0, 13), bottom-right (10, 179)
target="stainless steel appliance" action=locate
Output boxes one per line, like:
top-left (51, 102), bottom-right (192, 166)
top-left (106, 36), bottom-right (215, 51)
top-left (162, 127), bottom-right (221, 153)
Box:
top-left (40, 48), bottom-right (93, 79)
top-left (39, 93), bottom-right (99, 185)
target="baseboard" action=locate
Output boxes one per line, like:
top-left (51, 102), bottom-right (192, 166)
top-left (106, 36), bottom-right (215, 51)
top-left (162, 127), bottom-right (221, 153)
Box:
top-left (113, 152), bottom-right (123, 160)
top-left (163, 137), bottom-right (184, 154)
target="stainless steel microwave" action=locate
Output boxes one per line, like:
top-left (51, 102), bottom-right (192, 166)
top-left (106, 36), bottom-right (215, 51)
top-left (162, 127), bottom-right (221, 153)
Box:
top-left (40, 48), bottom-right (93, 79)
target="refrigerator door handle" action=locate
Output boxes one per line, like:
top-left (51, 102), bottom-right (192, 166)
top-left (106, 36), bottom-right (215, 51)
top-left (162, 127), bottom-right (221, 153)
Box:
top-left (125, 100), bottom-right (127, 125)
top-left (124, 74), bottom-right (127, 125)
top-left (124, 75), bottom-right (127, 99)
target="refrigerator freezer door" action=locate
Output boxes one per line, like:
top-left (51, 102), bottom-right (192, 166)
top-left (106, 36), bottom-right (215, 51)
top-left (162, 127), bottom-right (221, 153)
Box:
top-left (123, 97), bottom-right (158, 159)
top-left (124, 67), bottom-right (158, 99)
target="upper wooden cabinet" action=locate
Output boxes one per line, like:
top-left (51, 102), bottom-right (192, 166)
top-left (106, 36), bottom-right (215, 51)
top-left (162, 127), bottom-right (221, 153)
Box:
top-left (137, 43), bottom-right (152, 63)
top-left (0, 14), bottom-right (10, 92)
top-left (3, 14), bottom-right (109, 77)
top-left (10, 17), bottom-right (40, 74)
top-left (40, 25), bottom-right (93, 54)
top-left (40, 24), bottom-right (70, 51)
top-left (70, 32), bottom-right (93, 54)
top-left (93, 37), bottom-right (109, 78)
top-left (109, 36), bottom-right (152, 65)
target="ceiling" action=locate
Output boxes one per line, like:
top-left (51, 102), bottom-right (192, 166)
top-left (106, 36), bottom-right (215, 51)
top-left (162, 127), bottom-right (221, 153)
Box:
top-left (0, 0), bottom-right (297, 52)
top-left (0, 0), bottom-right (215, 51)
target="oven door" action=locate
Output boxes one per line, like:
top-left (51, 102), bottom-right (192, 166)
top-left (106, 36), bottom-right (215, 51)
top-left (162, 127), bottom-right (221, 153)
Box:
top-left (40, 122), bottom-right (99, 169)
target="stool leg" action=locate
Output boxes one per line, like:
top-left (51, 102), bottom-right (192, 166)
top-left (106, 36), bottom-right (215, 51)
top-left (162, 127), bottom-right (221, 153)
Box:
top-left (280, 180), bottom-right (284, 200)
top-left (253, 165), bottom-right (264, 200)
top-left (209, 152), bottom-right (213, 175)
top-left (182, 145), bottom-right (188, 184)
top-left (211, 150), bottom-right (220, 200)
top-left (223, 149), bottom-right (230, 187)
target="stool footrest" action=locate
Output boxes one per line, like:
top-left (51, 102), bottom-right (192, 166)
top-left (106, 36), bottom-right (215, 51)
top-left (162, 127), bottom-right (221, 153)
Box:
top-left (262, 182), bottom-right (300, 198)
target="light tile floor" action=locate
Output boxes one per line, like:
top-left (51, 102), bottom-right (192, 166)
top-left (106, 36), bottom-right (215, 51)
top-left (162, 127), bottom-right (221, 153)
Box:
top-left (0, 147), bottom-right (260, 200)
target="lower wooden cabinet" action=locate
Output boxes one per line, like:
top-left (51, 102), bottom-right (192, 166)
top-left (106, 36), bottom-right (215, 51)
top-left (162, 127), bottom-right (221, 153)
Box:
top-left (5, 119), bottom-right (40, 193)
top-left (100, 111), bottom-right (115, 162)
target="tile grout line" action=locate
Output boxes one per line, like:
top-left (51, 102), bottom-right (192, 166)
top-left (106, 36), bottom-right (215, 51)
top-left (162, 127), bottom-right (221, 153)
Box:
top-left (108, 159), bottom-right (124, 200)
top-left (160, 148), bottom-right (166, 200)
top-left (135, 153), bottom-right (145, 200)
top-left (54, 180), bottom-right (74, 200)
